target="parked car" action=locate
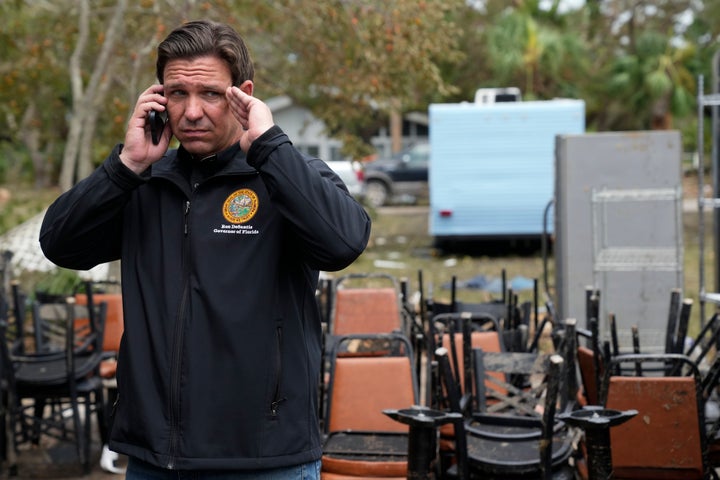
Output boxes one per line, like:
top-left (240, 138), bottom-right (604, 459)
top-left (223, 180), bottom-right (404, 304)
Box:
top-left (324, 158), bottom-right (366, 201)
top-left (363, 142), bottom-right (429, 208)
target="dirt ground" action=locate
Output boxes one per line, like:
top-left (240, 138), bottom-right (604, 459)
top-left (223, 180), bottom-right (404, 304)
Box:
top-left (3, 438), bottom-right (127, 480)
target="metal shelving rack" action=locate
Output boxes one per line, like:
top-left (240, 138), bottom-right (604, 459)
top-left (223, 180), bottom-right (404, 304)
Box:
top-left (591, 185), bottom-right (683, 351)
top-left (697, 75), bottom-right (720, 324)
top-left (592, 187), bottom-right (683, 273)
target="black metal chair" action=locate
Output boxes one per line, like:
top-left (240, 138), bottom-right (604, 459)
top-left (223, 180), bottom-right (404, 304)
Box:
top-left (3, 296), bottom-right (107, 474)
top-left (444, 348), bottom-right (574, 479)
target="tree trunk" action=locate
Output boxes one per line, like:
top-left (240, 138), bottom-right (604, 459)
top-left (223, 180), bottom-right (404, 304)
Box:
top-left (59, 0), bottom-right (89, 191)
top-left (390, 108), bottom-right (403, 154)
top-left (651, 96), bottom-right (672, 130)
top-left (59, 0), bottom-right (127, 191)
top-left (20, 104), bottom-right (52, 188)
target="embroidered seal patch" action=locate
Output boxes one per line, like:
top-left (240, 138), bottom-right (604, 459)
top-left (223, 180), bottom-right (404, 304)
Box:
top-left (222, 189), bottom-right (258, 224)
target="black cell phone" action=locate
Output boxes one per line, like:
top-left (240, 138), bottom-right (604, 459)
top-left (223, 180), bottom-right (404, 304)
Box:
top-left (148, 110), bottom-right (167, 145)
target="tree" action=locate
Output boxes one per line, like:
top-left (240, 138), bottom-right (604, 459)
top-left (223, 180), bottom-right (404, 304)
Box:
top-left (479, 0), bottom-right (590, 100)
top-left (0, 2), bottom-right (72, 187)
top-left (2, 0), bottom-right (719, 189)
top-left (60, 0), bottom-right (246, 190)
top-left (604, 30), bottom-right (695, 130)
top-left (59, 0), bottom-right (128, 191)
top-left (581, 0), bottom-right (704, 132)
top-left (0, 0), bottom-right (247, 190)
top-left (250, 0), bottom-right (467, 158)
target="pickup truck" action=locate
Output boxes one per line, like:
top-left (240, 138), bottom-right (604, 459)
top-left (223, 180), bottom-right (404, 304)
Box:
top-left (363, 142), bottom-right (429, 208)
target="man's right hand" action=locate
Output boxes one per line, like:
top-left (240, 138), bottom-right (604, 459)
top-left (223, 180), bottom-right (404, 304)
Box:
top-left (119, 84), bottom-right (171, 175)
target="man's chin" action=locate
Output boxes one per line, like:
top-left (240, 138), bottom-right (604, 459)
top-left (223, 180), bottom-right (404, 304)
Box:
top-left (179, 139), bottom-right (214, 158)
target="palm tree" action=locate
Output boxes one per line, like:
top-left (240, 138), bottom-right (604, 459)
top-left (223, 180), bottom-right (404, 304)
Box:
top-left (481, 2), bottom-right (589, 100)
top-left (605, 30), bottom-right (695, 130)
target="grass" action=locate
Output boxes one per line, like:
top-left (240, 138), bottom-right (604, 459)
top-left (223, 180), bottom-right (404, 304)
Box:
top-left (336, 206), bottom-right (548, 309)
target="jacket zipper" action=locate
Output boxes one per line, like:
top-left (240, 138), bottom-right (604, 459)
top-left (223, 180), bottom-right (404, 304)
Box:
top-left (270, 324), bottom-right (287, 416)
top-left (183, 200), bottom-right (190, 234)
top-left (167, 200), bottom-right (191, 468)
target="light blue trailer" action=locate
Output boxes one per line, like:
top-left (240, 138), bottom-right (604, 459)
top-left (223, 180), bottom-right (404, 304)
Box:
top-left (429, 99), bottom-right (585, 246)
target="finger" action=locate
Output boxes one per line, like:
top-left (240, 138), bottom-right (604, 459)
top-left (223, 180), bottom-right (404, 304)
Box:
top-left (137, 85), bottom-right (167, 115)
top-left (229, 85), bottom-right (250, 102)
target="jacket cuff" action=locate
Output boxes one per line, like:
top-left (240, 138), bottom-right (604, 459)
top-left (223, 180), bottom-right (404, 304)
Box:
top-left (103, 144), bottom-right (151, 189)
top-left (246, 125), bottom-right (291, 169)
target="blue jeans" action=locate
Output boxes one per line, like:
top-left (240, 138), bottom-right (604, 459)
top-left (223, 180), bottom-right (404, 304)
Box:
top-left (125, 457), bottom-right (321, 480)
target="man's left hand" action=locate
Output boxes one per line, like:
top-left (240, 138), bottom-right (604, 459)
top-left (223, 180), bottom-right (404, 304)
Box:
top-left (226, 86), bottom-right (274, 152)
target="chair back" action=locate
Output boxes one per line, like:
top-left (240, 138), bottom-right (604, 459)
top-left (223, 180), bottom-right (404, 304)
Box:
top-left (9, 282), bottom-right (30, 355)
top-left (75, 292), bottom-right (123, 353)
top-left (33, 300), bottom-right (105, 353)
top-left (329, 272), bottom-right (406, 336)
top-left (444, 351), bottom-right (567, 480)
top-left (25, 298), bottom-right (107, 384)
top-left (8, 296), bottom-right (108, 473)
top-left (603, 354), bottom-right (710, 480)
top-left (576, 346), bottom-right (600, 405)
top-left (325, 333), bottom-right (417, 434)
top-left (32, 301), bottom-right (68, 353)
top-left (474, 350), bottom-right (557, 417)
top-left (332, 288), bottom-right (402, 335)
top-left (428, 312), bottom-right (503, 416)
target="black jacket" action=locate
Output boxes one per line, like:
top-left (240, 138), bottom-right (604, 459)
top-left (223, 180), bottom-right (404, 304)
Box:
top-left (40, 127), bottom-right (371, 470)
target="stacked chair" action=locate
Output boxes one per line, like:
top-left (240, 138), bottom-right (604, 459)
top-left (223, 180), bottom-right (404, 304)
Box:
top-left (75, 280), bottom-right (126, 474)
top-left (1, 281), bottom-right (108, 475)
top-left (432, 318), bottom-right (577, 479)
top-left (600, 354), bottom-right (719, 479)
top-left (570, 285), bottom-right (720, 479)
top-left (412, 267), bottom-right (577, 479)
top-left (321, 333), bottom-right (418, 479)
top-left (319, 272), bottom-right (419, 479)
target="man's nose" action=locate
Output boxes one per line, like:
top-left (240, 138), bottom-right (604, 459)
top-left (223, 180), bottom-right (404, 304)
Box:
top-left (184, 96), bottom-right (204, 121)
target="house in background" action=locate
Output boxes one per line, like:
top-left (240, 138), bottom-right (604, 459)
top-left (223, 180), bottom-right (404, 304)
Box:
top-left (266, 95), bottom-right (428, 162)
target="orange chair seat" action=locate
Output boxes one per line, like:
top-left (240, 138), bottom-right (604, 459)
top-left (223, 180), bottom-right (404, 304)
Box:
top-left (321, 455), bottom-right (407, 477)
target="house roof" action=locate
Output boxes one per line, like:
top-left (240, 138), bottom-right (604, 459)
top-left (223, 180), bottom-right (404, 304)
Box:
top-left (0, 211), bottom-right (109, 280)
top-left (266, 95), bottom-right (294, 112)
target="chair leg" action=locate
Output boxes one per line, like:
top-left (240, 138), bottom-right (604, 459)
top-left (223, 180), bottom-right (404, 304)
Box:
top-left (67, 388), bottom-right (86, 472)
top-left (96, 387), bottom-right (108, 445)
top-left (31, 398), bottom-right (46, 445)
top-left (82, 395), bottom-right (92, 474)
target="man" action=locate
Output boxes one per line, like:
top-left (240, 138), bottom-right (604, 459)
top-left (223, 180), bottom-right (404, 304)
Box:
top-left (40, 20), bottom-right (370, 479)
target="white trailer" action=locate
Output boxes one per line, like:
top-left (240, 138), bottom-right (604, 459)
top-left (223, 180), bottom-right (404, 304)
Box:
top-left (428, 99), bottom-right (585, 247)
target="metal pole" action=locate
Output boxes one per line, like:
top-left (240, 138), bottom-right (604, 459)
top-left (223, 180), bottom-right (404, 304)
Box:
top-left (713, 51), bottom-right (720, 296)
top-left (559, 406), bottom-right (637, 480)
top-left (384, 406), bottom-right (464, 480)
top-left (699, 75), bottom-right (707, 326)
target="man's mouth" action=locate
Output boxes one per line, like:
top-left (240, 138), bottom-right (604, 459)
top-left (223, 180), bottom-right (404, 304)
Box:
top-left (181, 129), bottom-right (209, 138)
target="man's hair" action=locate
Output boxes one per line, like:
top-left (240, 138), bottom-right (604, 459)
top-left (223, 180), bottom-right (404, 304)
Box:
top-left (156, 20), bottom-right (254, 86)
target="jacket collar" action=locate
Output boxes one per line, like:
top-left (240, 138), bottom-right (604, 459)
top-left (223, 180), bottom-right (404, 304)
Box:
top-left (151, 142), bottom-right (257, 181)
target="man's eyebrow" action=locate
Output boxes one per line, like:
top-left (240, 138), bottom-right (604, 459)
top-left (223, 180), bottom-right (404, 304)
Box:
top-left (164, 82), bottom-right (227, 91)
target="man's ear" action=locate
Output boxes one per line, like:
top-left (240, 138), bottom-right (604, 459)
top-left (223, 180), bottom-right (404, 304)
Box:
top-left (239, 80), bottom-right (253, 97)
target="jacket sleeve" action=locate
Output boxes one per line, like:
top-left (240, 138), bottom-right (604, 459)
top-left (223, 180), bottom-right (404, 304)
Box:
top-left (246, 126), bottom-right (371, 271)
top-left (39, 145), bottom-right (147, 270)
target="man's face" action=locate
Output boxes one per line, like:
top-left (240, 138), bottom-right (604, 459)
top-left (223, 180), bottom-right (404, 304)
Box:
top-left (163, 55), bottom-right (241, 158)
